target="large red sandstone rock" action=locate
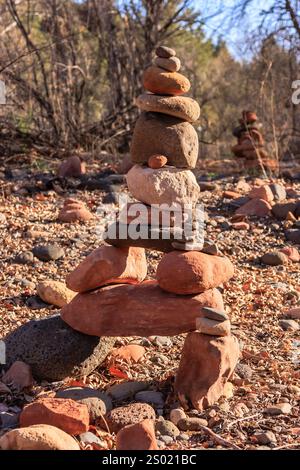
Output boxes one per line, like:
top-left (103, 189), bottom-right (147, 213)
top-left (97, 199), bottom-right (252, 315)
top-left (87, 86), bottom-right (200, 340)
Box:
top-left (58, 156), bottom-right (86, 178)
top-left (175, 333), bottom-right (240, 410)
top-left (66, 245), bottom-right (147, 293)
top-left (156, 251), bottom-right (234, 295)
top-left (116, 419), bottom-right (158, 450)
top-left (20, 398), bottom-right (89, 435)
top-left (61, 281), bottom-right (224, 337)
top-left (143, 66), bottom-right (190, 95)
top-left (235, 198), bottom-right (272, 217)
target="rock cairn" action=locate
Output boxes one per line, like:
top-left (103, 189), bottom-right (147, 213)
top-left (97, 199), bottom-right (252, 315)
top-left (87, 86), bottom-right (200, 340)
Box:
top-left (232, 110), bottom-right (277, 172)
top-left (61, 45), bottom-right (240, 415)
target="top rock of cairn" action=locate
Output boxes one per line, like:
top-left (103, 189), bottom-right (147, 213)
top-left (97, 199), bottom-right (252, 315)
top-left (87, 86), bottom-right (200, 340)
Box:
top-left (132, 46), bottom-right (200, 170)
top-left (142, 46), bottom-right (191, 96)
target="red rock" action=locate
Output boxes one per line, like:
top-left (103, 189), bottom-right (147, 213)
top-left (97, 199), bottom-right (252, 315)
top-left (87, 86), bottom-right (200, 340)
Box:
top-left (235, 199), bottom-right (272, 217)
top-left (223, 190), bottom-right (240, 199)
top-left (61, 282), bottom-right (224, 337)
top-left (143, 66), bottom-right (190, 95)
top-left (285, 308), bottom-right (300, 319)
top-left (116, 419), bottom-right (158, 450)
top-left (156, 251), bottom-right (234, 295)
top-left (175, 333), bottom-right (240, 410)
top-left (3, 361), bottom-right (33, 391)
top-left (112, 344), bottom-right (145, 363)
top-left (58, 156), bottom-right (86, 178)
top-left (249, 185), bottom-right (274, 202)
top-left (242, 110), bottom-right (257, 123)
top-left (280, 247), bottom-right (300, 262)
top-left (148, 154), bottom-right (168, 169)
top-left (20, 398), bottom-right (89, 435)
top-left (232, 222), bottom-right (250, 231)
top-left (66, 245), bottom-right (147, 293)
top-left (58, 199), bottom-right (93, 223)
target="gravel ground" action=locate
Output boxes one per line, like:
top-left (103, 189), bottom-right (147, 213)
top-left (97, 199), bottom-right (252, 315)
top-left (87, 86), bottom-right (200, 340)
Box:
top-left (0, 161), bottom-right (300, 450)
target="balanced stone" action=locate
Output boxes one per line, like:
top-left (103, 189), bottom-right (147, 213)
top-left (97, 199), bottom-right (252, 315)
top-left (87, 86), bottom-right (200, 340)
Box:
top-left (66, 245), bottom-right (147, 293)
top-left (196, 318), bottom-right (231, 336)
top-left (155, 46), bottom-right (176, 58)
top-left (156, 251), bottom-right (234, 294)
top-left (154, 56), bottom-right (181, 72)
top-left (148, 155), bottom-right (168, 169)
top-left (175, 333), bottom-right (240, 410)
top-left (126, 165), bottom-right (200, 206)
top-left (135, 94), bottom-right (200, 123)
top-left (4, 314), bottom-right (115, 381)
top-left (104, 223), bottom-right (201, 253)
top-left (131, 112), bottom-right (198, 168)
top-left (61, 282), bottom-right (224, 337)
top-left (143, 66), bottom-right (190, 95)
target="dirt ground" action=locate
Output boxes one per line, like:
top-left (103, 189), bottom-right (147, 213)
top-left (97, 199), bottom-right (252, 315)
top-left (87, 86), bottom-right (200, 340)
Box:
top-left (0, 158), bottom-right (300, 450)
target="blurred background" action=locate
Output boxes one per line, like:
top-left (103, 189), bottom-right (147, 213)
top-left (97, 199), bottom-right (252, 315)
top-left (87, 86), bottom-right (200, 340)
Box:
top-left (0, 0), bottom-right (299, 169)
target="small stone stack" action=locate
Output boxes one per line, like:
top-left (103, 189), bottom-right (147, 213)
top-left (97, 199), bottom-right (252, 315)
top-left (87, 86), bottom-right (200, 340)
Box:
top-left (61, 46), bottom-right (240, 414)
top-left (105, 45), bottom-right (202, 251)
top-left (232, 110), bottom-right (278, 172)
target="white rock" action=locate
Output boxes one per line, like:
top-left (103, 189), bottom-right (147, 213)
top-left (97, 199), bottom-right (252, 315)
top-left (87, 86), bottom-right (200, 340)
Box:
top-left (126, 165), bottom-right (200, 207)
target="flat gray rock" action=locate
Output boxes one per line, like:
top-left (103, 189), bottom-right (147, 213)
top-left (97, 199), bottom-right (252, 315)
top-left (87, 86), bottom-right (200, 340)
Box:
top-left (3, 314), bottom-right (115, 381)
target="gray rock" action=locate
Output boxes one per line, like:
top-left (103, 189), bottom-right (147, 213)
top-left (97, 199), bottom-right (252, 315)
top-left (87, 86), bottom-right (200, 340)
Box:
top-left (201, 240), bottom-right (219, 256)
top-left (177, 433), bottom-right (189, 441)
top-left (177, 417), bottom-right (208, 431)
top-left (228, 196), bottom-right (250, 208)
top-left (255, 430), bottom-right (277, 445)
top-left (264, 403), bottom-right (292, 415)
top-left (286, 229), bottom-right (300, 244)
top-left (202, 307), bottom-right (228, 322)
top-left (0, 412), bottom-right (19, 429)
top-left (153, 336), bottom-right (172, 348)
top-left (235, 363), bottom-right (253, 380)
top-left (104, 402), bottom-right (156, 433)
top-left (198, 182), bottom-right (217, 192)
top-left (169, 408), bottom-right (186, 426)
top-left (155, 46), bottom-right (176, 58)
top-left (279, 319), bottom-right (299, 331)
top-left (32, 244), bottom-right (64, 261)
top-left (56, 387), bottom-right (112, 418)
top-left (160, 435), bottom-right (173, 445)
top-left (79, 431), bottom-right (103, 445)
top-left (107, 381), bottom-right (149, 401)
top-left (269, 184), bottom-right (286, 202)
top-left (15, 251), bottom-right (34, 264)
top-left (261, 251), bottom-right (288, 266)
top-left (4, 314), bottom-right (115, 381)
top-left (26, 296), bottom-right (49, 310)
top-left (272, 202), bottom-right (297, 220)
top-left (155, 418), bottom-right (179, 438)
top-left (135, 391), bottom-right (165, 408)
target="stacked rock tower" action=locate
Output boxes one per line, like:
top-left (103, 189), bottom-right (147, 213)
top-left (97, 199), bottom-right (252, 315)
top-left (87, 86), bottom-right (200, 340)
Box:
top-left (232, 110), bottom-right (278, 172)
top-left (61, 46), bottom-right (240, 410)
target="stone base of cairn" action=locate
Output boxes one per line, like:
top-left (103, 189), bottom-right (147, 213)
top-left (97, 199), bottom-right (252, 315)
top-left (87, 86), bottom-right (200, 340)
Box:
top-left (231, 110), bottom-right (278, 172)
top-left (61, 46), bottom-right (240, 411)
